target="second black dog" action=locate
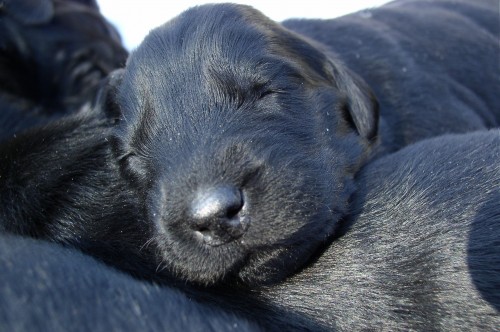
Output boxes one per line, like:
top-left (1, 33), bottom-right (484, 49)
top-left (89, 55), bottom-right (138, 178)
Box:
top-left (0, 0), bottom-right (127, 140)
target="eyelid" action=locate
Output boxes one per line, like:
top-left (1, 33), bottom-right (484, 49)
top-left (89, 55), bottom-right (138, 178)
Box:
top-left (257, 87), bottom-right (286, 100)
top-left (258, 89), bottom-right (276, 99)
top-left (117, 151), bottom-right (136, 162)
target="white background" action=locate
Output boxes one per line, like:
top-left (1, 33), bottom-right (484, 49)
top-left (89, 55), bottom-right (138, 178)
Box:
top-left (97, 1), bottom-right (391, 50)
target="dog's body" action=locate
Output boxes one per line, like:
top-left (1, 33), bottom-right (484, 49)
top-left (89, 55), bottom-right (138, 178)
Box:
top-left (232, 130), bottom-right (499, 330)
top-left (104, 0), bottom-right (500, 286)
top-left (0, 0), bottom-right (127, 140)
top-left (0, 0), bottom-right (149, 276)
top-left (284, 0), bottom-right (500, 150)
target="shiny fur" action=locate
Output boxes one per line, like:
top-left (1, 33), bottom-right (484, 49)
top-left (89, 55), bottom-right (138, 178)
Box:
top-left (106, 1), bottom-right (499, 286)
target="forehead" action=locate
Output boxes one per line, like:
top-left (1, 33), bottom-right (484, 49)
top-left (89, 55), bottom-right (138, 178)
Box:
top-left (130, 6), bottom-right (271, 74)
top-left (127, 13), bottom-right (259, 89)
top-left (113, 4), bottom-right (331, 146)
top-left (117, 6), bottom-right (295, 117)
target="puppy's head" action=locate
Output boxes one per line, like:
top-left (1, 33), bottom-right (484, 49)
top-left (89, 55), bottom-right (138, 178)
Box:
top-left (104, 4), bottom-right (378, 286)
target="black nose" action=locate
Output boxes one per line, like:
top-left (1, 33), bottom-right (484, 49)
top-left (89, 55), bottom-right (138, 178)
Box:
top-left (189, 185), bottom-right (249, 246)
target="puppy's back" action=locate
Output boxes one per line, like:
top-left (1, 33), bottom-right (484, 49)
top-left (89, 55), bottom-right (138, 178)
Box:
top-left (284, 0), bottom-right (500, 147)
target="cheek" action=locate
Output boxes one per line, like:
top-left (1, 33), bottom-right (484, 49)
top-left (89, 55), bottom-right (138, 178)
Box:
top-left (143, 178), bottom-right (169, 235)
top-left (243, 161), bottom-right (333, 235)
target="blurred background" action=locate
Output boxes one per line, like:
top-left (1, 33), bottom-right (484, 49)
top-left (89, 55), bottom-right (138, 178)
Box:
top-left (97, 1), bottom-right (391, 50)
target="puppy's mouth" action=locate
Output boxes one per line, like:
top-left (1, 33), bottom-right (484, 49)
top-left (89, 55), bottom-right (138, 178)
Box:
top-left (193, 214), bottom-right (251, 247)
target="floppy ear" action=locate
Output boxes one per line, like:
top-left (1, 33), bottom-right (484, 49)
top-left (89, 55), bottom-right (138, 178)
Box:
top-left (273, 26), bottom-right (379, 142)
top-left (3, 0), bottom-right (54, 24)
top-left (94, 69), bottom-right (124, 122)
top-left (330, 63), bottom-right (379, 142)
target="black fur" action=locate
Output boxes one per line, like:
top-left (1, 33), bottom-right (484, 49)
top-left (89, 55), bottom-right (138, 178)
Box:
top-left (206, 130), bottom-right (499, 331)
top-left (2, 127), bottom-right (497, 331)
top-left (0, 101), bottom-right (182, 283)
top-left (104, 1), bottom-right (500, 286)
top-left (0, 233), bottom-right (262, 332)
top-left (0, 0), bottom-right (161, 282)
top-left (0, 2), bottom-right (499, 329)
top-left (0, 0), bottom-right (127, 140)
top-left (284, 0), bottom-right (500, 149)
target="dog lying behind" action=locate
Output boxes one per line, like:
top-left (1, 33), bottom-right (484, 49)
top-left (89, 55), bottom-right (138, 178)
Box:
top-left (284, 0), bottom-right (500, 149)
top-left (105, 1), bottom-right (499, 286)
top-left (0, 0), bottom-right (127, 140)
top-left (229, 130), bottom-right (498, 330)
top-left (0, 233), bottom-right (262, 332)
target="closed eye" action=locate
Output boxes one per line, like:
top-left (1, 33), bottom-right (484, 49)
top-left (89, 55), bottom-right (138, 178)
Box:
top-left (256, 86), bottom-right (288, 101)
top-left (252, 81), bottom-right (279, 100)
top-left (117, 151), bottom-right (136, 163)
top-left (258, 89), bottom-right (279, 99)
top-left (116, 150), bottom-right (151, 187)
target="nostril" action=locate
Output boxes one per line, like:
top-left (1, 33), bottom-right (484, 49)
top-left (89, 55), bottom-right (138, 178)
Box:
top-left (226, 199), bottom-right (243, 219)
top-left (189, 185), bottom-right (249, 246)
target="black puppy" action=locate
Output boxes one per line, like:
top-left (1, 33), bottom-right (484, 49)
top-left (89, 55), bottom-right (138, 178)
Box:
top-left (0, 0), bottom-right (127, 140)
top-left (232, 130), bottom-right (499, 331)
top-left (106, 1), bottom-right (499, 286)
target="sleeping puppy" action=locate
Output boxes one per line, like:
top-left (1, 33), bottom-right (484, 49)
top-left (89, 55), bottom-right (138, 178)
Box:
top-left (0, 0), bottom-right (127, 140)
top-left (229, 130), bottom-right (499, 331)
top-left (106, 1), bottom-right (499, 286)
top-left (0, 3), bottom-right (497, 327)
